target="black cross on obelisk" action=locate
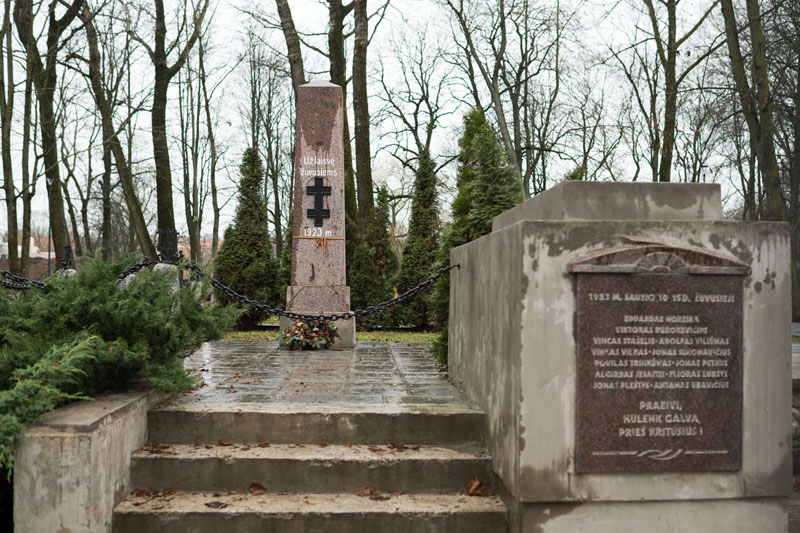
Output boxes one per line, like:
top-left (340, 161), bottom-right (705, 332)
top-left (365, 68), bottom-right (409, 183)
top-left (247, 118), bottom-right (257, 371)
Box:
top-left (306, 176), bottom-right (331, 227)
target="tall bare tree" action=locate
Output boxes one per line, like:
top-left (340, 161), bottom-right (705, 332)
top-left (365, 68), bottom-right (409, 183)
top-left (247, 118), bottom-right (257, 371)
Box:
top-left (641, 0), bottom-right (723, 182)
top-left (128, 0), bottom-right (209, 234)
top-left (198, 35), bottom-right (220, 257)
top-left (721, 0), bottom-right (799, 317)
top-left (353, 0), bottom-right (373, 232)
top-left (0, 0), bottom-right (17, 272)
top-left (79, 1), bottom-right (156, 259)
top-left (14, 0), bottom-right (82, 265)
top-left (445, 0), bottom-right (568, 198)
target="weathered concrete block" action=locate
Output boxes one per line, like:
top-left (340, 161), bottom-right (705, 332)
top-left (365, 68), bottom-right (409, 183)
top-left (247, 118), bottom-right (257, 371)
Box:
top-left (492, 181), bottom-right (722, 232)
top-left (450, 218), bottom-right (790, 531)
top-left (14, 391), bottom-right (167, 533)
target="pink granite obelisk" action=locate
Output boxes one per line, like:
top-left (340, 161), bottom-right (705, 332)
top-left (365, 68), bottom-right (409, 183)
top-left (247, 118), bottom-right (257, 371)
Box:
top-left (281, 81), bottom-right (355, 347)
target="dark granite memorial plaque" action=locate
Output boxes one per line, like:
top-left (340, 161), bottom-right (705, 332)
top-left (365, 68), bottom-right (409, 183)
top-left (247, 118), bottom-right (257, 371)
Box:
top-left (569, 238), bottom-right (750, 473)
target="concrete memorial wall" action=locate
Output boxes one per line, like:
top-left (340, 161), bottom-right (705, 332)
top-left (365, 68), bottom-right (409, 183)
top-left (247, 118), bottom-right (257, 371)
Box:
top-left (449, 181), bottom-right (791, 532)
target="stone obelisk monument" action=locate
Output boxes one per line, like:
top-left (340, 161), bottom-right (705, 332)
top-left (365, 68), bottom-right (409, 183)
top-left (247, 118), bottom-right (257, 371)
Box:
top-left (280, 81), bottom-right (355, 348)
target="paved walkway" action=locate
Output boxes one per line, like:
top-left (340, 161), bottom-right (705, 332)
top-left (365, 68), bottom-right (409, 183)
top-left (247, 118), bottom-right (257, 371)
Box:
top-left (178, 339), bottom-right (470, 407)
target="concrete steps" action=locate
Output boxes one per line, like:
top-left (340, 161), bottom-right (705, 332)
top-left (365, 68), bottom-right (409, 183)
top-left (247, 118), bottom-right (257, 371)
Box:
top-left (131, 443), bottom-right (496, 494)
top-left (113, 403), bottom-right (507, 532)
top-left (146, 402), bottom-right (487, 445)
top-left (113, 492), bottom-right (508, 533)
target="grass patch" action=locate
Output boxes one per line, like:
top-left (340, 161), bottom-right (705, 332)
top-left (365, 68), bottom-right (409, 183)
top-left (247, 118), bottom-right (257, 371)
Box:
top-left (356, 331), bottom-right (439, 343)
top-left (224, 330), bottom-right (280, 341)
top-left (222, 329), bottom-right (439, 344)
top-left (793, 336), bottom-right (800, 344)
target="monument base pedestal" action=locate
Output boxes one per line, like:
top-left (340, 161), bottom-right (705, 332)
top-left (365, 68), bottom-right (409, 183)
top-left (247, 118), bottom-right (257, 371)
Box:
top-left (279, 315), bottom-right (356, 349)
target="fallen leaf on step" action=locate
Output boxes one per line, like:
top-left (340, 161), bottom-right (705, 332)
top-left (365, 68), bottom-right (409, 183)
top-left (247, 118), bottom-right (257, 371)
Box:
top-left (232, 373), bottom-right (242, 379)
top-left (204, 501), bottom-right (228, 509)
top-left (143, 442), bottom-right (174, 455)
top-left (249, 483), bottom-right (266, 495)
top-left (465, 477), bottom-right (488, 497)
top-left (218, 441), bottom-right (232, 446)
top-left (304, 499), bottom-right (315, 505)
top-left (387, 442), bottom-right (406, 452)
top-left (258, 442), bottom-right (270, 448)
top-left (241, 381), bottom-right (252, 385)
top-left (319, 443), bottom-right (330, 448)
top-left (356, 488), bottom-right (391, 501)
top-left (234, 410), bottom-right (243, 415)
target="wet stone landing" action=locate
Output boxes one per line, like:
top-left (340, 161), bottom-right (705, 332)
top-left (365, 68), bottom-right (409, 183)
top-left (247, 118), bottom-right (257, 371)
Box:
top-left (178, 340), bottom-right (468, 406)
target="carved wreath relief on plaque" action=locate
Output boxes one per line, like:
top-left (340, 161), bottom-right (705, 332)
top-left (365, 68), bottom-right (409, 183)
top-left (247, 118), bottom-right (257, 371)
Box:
top-left (570, 237), bottom-right (750, 473)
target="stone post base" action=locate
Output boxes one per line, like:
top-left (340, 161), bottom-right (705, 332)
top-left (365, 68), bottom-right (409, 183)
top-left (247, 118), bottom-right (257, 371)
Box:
top-left (279, 315), bottom-right (356, 349)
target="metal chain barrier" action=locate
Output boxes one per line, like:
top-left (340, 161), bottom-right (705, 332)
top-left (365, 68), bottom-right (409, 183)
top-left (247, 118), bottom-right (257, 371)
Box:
top-left (4, 257), bottom-right (459, 321)
top-left (1, 270), bottom-right (46, 290)
top-left (119, 259), bottom-right (459, 321)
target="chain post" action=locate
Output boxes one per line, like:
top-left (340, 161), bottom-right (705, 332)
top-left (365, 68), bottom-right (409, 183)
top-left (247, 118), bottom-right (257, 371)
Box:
top-left (61, 243), bottom-right (74, 269)
top-left (156, 229), bottom-right (183, 264)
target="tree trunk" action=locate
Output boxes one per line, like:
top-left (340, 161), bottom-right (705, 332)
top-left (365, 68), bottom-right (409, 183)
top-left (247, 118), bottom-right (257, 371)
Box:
top-left (62, 179), bottom-right (82, 256)
top-left (178, 69), bottom-right (196, 261)
top-left (791, 62), bottom-right (800, 303)
top-left (152, 10), bottom-right (176, 234)
top-left (20, 53), bottom-right (32, 275)
top-left (657, 0), bottom-right (677, 182)
top-left (328, 0), bottom-right (358, 236)
top-left (0, 0), bottom-right (17, 273)
top-left (101, 133), bottom-right (111, 260)
top-left (198, 36), bottom-right (219, 259)
top-left (275, 0), bottom-right (306, 93)
top-left (353, 0), bottom-right (374, 233)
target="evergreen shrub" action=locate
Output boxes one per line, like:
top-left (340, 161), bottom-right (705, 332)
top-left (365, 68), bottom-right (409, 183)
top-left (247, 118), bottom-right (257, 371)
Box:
top-left (215, 147), bottom-right (279, 329)
top-left (0, 257), bottom-right (238, 475)
top-left (432, 109), bottom-right (521, 367)
top-left (395, 149), bottom-right (440, 328)
top-left (349, 185), bottom-right (398, 327)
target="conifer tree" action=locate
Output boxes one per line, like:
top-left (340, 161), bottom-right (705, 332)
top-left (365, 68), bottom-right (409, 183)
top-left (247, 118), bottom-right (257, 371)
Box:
top-left (214, 148), bottom-right (278, 328)
top-left (350, 185), bottom-right (399, 326)
top-left (432, 110), bottom-right (521, 364)
top-left (395, 149), bottom-right (440, 328)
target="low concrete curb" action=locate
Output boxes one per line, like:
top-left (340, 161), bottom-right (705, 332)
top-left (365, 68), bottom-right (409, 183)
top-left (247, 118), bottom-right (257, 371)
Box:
top-left (13, 389), bottom-right (170, 533)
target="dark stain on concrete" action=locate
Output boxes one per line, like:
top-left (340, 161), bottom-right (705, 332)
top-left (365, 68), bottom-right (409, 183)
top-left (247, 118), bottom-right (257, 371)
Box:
top-left (520, 464), bottom-right (570, 502)
top-left (754, 281), bottom-right (763, 294)
top-left (524, 501), bottom-right (582, 533)
top-left (649, 189), bottom-right (700, 210)
top-left (763, 270), bottom-right (777, 290)
top-left (742, 444), bottom-right (793, 498)
top-left (528, 242), bottom-right (539, 273)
